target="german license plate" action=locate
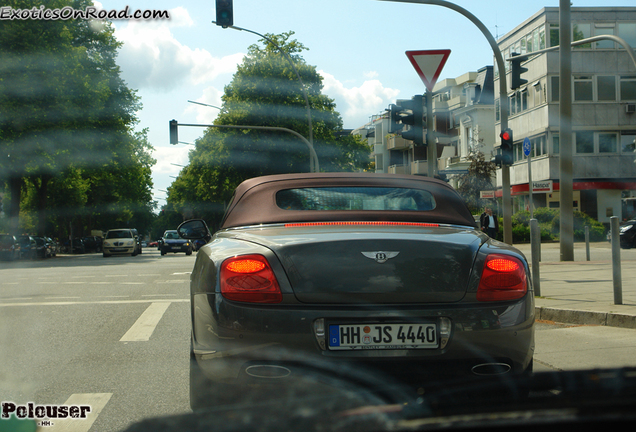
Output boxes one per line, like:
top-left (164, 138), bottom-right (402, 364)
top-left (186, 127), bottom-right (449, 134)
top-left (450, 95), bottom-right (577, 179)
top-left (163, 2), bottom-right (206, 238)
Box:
top-left (328, 323), bottom-right (438, 350)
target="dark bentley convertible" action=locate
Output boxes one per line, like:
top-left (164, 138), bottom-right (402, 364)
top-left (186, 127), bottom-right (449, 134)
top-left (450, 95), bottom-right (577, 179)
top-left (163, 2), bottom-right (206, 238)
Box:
top-left (178, 173), bottom-right (535, 409)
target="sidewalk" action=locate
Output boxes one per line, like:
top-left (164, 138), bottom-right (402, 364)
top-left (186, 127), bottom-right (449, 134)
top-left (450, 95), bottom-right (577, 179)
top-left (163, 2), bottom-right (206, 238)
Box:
top-left (512, 242), bottom-right (636, 329)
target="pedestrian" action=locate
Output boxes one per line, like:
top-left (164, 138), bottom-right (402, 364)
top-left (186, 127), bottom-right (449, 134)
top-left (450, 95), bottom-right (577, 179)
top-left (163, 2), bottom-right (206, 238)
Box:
top-left (480, 206), bottom-right (499, 239)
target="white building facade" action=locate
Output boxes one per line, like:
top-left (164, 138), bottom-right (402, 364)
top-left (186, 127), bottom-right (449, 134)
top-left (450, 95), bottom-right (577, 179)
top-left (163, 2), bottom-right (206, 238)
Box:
top-left (495, 7), bottom-right (636, 223)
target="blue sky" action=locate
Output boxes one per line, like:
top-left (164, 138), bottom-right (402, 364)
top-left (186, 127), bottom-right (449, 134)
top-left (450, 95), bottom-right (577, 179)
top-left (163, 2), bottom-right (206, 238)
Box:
top-left (96, 0), bottom-right (636, 205)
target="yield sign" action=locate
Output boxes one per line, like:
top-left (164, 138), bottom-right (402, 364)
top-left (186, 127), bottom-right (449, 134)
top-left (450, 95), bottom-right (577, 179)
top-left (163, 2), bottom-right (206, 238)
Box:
top-left (405, 49), bottom-right (451, 92)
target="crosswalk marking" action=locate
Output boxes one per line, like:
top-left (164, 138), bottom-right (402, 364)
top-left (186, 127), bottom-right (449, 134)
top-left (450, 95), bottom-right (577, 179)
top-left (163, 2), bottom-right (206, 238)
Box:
top-left (48, 393), bottom-right (112, 432)
top-left (119, 302), bottom-right (171, 342)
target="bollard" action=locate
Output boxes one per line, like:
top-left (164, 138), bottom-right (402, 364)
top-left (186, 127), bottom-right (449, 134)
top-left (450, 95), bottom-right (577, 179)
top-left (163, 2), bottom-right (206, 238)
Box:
top-left (610, 216), bottom-right (622, 305)
top-left (585, 226), bottom-right (590, 261)
top-left (530, 218), bottom-right (541, 297)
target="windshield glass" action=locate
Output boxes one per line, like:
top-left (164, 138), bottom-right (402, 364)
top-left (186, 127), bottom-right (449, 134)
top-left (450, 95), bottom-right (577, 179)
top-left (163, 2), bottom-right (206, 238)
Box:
top-left (2, 1), bottom-right (636, 432)
top-left (106, 231), bottom-right (132, 239)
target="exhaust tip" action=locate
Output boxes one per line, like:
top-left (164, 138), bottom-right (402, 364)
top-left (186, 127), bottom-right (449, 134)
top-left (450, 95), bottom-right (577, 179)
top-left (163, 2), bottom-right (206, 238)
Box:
top-left (471, 363), bottom-right (511, 376)
top-left (245, 365), bottom-right (292, 379)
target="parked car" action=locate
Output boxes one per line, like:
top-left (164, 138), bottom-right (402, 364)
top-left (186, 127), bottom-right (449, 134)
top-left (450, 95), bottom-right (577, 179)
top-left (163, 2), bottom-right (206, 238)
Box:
top-left (178, 173), bottom-right (535, 410)
top-left (32, 236), bottom-right (51, 258)
top-left (82, 236), bottom-right (103, 253)
top-left (619, 219), bottom-right (636, 248)
top-left (17, 235), bottom-right (37, 259)
top-left (160, 230), bottom-right (193, 256)
top-left (102, 229), bottom-right (139, 257)
top-left (70, 238), bottom-right (86, 254)
top-left (45, 237), bottom-right (59, 256)
top-left (0, 234), bottom-right (20, 261)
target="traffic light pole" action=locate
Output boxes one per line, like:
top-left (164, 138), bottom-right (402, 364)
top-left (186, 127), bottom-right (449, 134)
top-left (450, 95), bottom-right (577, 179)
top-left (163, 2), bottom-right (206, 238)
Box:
top-left (169, 121), bottom-right (319, 173)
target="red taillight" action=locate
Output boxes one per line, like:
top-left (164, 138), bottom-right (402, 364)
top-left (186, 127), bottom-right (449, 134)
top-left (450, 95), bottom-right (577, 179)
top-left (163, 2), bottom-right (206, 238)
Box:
top-left (476, 254), bottom-right (527, 301)
top-left (220, 254), bottom-right (282, 303)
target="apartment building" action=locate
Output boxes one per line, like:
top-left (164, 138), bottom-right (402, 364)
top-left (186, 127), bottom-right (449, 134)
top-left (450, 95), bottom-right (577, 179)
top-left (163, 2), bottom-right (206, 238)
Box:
top-left (495, 7), bottom-right (636, 222)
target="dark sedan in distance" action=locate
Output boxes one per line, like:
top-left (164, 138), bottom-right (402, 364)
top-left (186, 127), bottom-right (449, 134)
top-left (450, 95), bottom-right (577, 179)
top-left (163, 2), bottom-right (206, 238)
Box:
top-left (178, 173), bottom-right (535, 410)
top-left (619, 220), bottom-right (636, 248)
top-left (160, 230), bottom-right (192, 256)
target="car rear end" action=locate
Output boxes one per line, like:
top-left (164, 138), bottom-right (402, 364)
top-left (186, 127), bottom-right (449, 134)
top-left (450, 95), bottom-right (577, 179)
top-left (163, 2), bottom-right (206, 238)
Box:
top-left (191, 224), bottom-right (534, 388)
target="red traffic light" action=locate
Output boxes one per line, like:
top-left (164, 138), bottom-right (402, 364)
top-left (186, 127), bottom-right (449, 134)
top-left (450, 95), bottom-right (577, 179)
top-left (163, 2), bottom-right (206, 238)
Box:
top-left (500, 130), bottom-right (511, 141)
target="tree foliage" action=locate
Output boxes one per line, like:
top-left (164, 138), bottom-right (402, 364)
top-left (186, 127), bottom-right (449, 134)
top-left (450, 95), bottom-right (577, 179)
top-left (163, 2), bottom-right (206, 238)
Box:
top-left (168, 32), bottom-right (371, 230)
top-left (456, 151), bottom-right (497, 213)
top-left (0, 0), bottom-right (155, 238)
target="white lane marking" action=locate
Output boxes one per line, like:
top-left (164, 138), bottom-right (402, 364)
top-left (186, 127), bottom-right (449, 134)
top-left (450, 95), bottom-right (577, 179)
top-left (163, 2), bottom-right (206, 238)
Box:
top-left (71, 276), bottom-right (95, 279)
top-left (119, 302), bottom-right (171, 342)
top-left (2, 282), bottom-right (19, 285)
top-left (45, 297), bottom-right (81, 300)
top-left (0, 299), bottom-right (188, 307)
top-left (171, 272), bottom-right (191, 275)
top-left (96, 295), bottom-right (129, 298)
top-left (48, 393), bottom-right (112, 432)
top-left (103, 275), bottom-right (128, 277)
top-left (120, 282), bottom-right (144, 285)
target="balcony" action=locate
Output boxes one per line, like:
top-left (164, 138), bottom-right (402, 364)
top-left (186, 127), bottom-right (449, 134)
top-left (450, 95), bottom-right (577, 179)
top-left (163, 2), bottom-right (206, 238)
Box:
top-left (410, 160), bottom-right (428, 176)
top-left (386, 134), bottom-right (410, 150)
top-left (388, 164), bottom-right (408, 175)
top-left (373, 144), bottom-right (384, 155)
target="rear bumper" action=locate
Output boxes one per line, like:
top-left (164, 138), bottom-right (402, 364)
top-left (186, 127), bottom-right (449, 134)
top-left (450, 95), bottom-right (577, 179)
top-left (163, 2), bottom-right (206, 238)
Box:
top-left (192, 293), bottom-right (535, 383)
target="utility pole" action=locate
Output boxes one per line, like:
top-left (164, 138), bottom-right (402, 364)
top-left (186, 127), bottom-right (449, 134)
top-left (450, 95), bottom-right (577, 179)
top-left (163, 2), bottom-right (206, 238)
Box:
top-left (559, 0), bottom-right (574, 261)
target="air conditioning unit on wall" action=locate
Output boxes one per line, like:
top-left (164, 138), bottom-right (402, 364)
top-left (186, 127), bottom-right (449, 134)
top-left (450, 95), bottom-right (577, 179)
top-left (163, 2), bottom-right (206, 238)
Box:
top-left (626, 103), bottom-right (636, 113)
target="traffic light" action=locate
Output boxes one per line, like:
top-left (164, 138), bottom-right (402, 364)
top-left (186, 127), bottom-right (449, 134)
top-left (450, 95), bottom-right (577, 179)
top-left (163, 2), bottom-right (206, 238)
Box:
top-left (399, 95), bottom-right (425, 146)
top-left (510, 52), bottom-right (528, 90)
top-left (388, 104), bottom-right (404, 133)
top-left (215, 0), bottom-right (233, 28)
top-left (169, 120), bottom-right (178, 145)
top-left (500, 128), bottom-right (514, 165)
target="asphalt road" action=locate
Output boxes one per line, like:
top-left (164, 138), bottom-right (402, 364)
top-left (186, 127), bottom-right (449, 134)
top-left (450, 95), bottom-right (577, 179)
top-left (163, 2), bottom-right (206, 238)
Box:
top-left (1, 249), bottom-right (636, 431)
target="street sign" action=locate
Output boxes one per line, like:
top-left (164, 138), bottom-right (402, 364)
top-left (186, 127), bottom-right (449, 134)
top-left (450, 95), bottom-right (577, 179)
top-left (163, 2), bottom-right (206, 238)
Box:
top-left (405, 50), bottom-right (451, 92)
top-left (532, 180), bottom-right (553, 193)
top-left (523, 137), bottom-right (531, 157)
top-left (480, 191), bottom-right (496, 199)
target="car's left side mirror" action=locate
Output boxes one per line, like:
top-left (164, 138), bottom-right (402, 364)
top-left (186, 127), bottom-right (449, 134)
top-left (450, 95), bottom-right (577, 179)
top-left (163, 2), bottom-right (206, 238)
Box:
top-left (177, 219), bottom-right (212, 243)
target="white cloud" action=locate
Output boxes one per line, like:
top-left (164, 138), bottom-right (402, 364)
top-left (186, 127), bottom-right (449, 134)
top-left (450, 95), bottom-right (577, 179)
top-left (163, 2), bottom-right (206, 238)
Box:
top-left (319, 71), bottom-right (400, 128)
top-left (152, 145), bottom-right (191, 175)
top-left (363, 71), bottom-right (379, 79)
top-left (113, 7), bottom-right (243, 92)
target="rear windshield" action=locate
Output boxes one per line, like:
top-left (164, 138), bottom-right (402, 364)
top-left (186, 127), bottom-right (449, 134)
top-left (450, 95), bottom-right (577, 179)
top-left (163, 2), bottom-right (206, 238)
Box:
top-left (276, 187), bottom-right (436, 211)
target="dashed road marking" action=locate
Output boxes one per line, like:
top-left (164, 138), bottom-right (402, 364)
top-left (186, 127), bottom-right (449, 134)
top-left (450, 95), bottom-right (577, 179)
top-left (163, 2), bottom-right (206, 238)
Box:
top-left (119, 302), bottom-right (172, 342)
top-left (48, 393), bottom-right (112, 432)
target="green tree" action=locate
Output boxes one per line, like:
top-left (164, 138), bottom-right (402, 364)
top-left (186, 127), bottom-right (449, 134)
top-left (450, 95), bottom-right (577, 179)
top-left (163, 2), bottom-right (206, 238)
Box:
top-left (0, 0), bottom-right (154, 237)
top-left (168, 31), bottom-right (371, 228)
top-left (456, 151), bottom-right (497, 213)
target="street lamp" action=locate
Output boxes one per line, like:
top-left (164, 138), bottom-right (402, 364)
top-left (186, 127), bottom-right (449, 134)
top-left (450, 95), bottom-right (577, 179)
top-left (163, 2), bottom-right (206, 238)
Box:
top-left (187, 100), bottom-right (222, 110)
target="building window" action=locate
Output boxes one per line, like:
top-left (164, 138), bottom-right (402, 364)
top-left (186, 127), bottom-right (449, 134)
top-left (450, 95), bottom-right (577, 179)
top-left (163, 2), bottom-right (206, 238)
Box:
top-left (495, 99), bottom-right (500, 122)
top-left (540, 27), bottom-right (546, 50)
top-left (573, 23), bottom-right (592, 49)
top-left (599, 133), bottom-right (618, 153)
top-left (550, 24), bottom-right (559, 47)
top-left (620, 76), bottom-right (636, 101)
top-left (575, 131), bottom-right (594, 154)
top-left (521, 89), bottom-right (528, 111)
top-left (597, 76), bottom-right (616, 101)
top-left (594, 24), bottom-right (616, 49)
top-left (526, 31), bottom-right (533, 52)
top-left (574, 76), bottom-right (593, 101)
top-left (618, 23), bottom-right (636, 49)
top-left (621, 133), bottom-right (636, 153)
top-left (552, 134), bottom-right (560, 155)
top-left (551, 76), bottom-right (560, 102)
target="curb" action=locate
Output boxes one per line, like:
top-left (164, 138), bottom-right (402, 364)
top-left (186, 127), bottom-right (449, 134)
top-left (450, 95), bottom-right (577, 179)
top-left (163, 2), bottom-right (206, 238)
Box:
top-left (536, 306), bottom-right (636, 329)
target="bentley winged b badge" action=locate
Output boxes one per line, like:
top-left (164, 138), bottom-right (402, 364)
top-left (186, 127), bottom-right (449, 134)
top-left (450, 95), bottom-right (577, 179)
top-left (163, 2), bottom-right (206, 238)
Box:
top-left (361, 251), bottom-right (400, 264)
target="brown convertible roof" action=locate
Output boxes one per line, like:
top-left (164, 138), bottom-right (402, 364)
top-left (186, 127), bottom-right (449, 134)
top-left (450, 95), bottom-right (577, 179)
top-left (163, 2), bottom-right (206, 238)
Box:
top-left (220, 173), bottom-right (476, 229)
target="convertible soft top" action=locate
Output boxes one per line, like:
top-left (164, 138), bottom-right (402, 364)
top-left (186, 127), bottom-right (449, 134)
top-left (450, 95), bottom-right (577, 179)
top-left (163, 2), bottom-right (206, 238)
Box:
top-left (220, 173), bottom-right (477, 229)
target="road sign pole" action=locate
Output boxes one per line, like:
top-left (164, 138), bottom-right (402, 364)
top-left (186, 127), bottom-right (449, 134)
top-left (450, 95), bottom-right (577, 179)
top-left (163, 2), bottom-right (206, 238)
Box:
top-left (524, 137), bottom-right (533, 219)
top-left (426, 89), bottom-right (436, 177)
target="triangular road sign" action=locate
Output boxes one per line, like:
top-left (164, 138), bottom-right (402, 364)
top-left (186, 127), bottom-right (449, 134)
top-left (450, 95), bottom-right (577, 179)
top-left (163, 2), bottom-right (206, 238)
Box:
top-left (406, 49), bottom-right (451, 92)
